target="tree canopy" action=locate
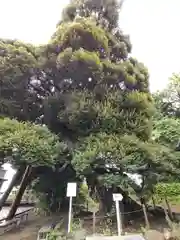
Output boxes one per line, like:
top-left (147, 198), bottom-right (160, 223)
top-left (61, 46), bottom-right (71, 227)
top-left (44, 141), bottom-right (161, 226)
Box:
top-left (0, 0), bottom-right (180, 214)
top-left (37, 0), bottom-right (153, 143)
top-left (152, 117), bottom-right (180, 148)
top-left (0, 39), bottom-right (40, 121)
top-left (0, 117), bottom-right (67, 167)
top-left (151, 75), bottom-right (180, 202)
top-left (153, 73), bottom-right (180, 118)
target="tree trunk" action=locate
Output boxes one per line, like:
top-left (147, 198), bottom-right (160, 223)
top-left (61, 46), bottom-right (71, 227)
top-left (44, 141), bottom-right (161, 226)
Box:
top-left (6, 165), bottom-right (32, 220)
top-left (92, 211), bottom-right (96, 235)
top-left (152, 196), bottom-right (156, 209)
top-left (95, 184), bottom-right (142, 214)
top-left (0, 169), bottom-right (21, 211)
top-left (140, 198), bottom-right (150, 229)
top-left (119, 200), bottom-right (124, 232)
top-left (165, 196), bottom-right (173, 220)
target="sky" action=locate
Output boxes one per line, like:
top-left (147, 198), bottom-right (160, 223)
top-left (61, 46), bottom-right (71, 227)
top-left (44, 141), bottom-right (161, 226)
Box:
top-left (0, 0), bottom-right (180, 91)
top-left (0, 163), bottom-right (16, 196)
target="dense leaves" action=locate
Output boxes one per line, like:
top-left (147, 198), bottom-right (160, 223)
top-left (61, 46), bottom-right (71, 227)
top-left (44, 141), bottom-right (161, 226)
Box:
top-left (62, 0), bottom-right (123, 28)
top-left (152, 75), bottom-right (180, 193)
top-left (31, 164), bottom-right (76, 212)
top-left (73, 133), bottom-right (180, 196)
top-left (1, 0), bottom-right (180, 213)
top-left (152, 117), bottom-right (180, 148)
top-left (0, 39), bottom-right (40, 121)
top-left (38, 0), bottom-right (153, 145)
top-left (155, 183), bottom-right (180, 199)
top-left (153, 73), bottom-right (180, 118)
top-left (0, 118), bottom-right (67, 167)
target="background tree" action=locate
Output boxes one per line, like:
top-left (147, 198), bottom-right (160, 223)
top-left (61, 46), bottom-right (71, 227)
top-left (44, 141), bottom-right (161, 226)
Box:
top-left (154, 183), bottom-right (180, 220)
top-left (0, 117), bottom-right (68, 219)
top-left (31, 163), bottom-right (76, 213)
top-left (153, 73), bottom-right (180, 118)
top-left (0, 39), bottom-right (40, 121)
top-left (152, 117), bottom-right (180, 149)
top-left (151, 83), bottom-right (180, 219)
top-left (153, 74), bottom-right (180, 152)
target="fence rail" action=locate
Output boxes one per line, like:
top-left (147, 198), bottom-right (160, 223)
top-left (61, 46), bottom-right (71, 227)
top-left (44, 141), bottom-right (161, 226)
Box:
top-left (6, 189), bottom-right (37, 204)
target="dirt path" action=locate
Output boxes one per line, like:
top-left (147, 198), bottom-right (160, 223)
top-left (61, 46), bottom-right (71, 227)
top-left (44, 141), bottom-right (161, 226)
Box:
top-left (1, 206), bottom-right (180, 240)
top-left (0, 213), bottom-right (65, 240)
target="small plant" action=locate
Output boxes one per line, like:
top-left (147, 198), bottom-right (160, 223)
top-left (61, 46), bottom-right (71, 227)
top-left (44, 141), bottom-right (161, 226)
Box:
top-left (99, 218), bottom-right (114, 236)
top-left (71, 218), bottom-right (82, 231)
top-left (102, 225), bottom-right (111, 236)
top-left (72, 219), bottom-right (86, 240)
top-left (140, 226), bottom-right (149, 240)
top-left (46, 229), bottom-right (62, 240)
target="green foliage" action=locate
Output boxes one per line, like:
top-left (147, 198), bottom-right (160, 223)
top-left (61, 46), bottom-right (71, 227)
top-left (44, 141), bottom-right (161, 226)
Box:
top-left (154, 183), bottom-right (180, 198)
top-left (62, 0), bottom-right (123, 30)
top-left (47, 228), bottom-right (86, 240)
top-left (0, 118), bottom-right (66, 167)
top-left (0, 0), bottom-right (166, 212)
top-left (152, 73), bottom-right (180, 203)
top-left (41, 14), bottom-right (153, 143)
top-left (152, 117), bottom-right (180, 148)
top-left (47, 229), bottom-right (61, 240)
top-left (153, 73), bottom-right (180, 118)
top-left (73, 133), bottom-right (148, 174)
top-left (0, 39), bottom-right (39, 121)
top-left (77, 179), bottom-right (99, 212)
top-left (32, 165), bottom-right (76, 213)
top-left (73, 133), bottom-right (180, 193)
top-left (52, 18), bottom-right (109, 54)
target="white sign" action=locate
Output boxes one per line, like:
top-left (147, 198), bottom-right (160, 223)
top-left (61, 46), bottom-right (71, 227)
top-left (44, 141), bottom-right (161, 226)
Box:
top-left (113, 193), bottom-right (123, 236)
top-left (66, 182), bottom-right (77, 197)
top-left (113, 193), bottom-right (123, 202)
top-left (67, 182), bottom-right (77, 233)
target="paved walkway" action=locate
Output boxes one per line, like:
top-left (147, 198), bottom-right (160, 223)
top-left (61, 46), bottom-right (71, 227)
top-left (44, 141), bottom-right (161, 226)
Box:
top-left (86, 235), bottom-right (146, 240)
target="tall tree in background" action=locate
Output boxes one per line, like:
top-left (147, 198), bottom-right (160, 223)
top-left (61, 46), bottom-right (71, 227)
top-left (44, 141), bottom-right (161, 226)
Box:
top-left (0, 117), bottom-right (67, 219)
top-left (0, 39), bottom-right (40, 121)
top-left (152, 76), bottom-right (180, 217)
top-left (153, 73), bottom-right (180, 118)
top-left (153, 73), bottom-right (180, 150)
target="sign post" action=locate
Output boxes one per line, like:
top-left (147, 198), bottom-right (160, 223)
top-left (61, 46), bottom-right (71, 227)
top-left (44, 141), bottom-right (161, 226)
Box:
top-left (66, 182), bottom-right (77, 233)
top-left (113, 193), bottom-right (123, 236)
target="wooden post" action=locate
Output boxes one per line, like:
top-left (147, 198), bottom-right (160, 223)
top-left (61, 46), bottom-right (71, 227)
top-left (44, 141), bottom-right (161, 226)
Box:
top-left (0, 169), bottom-right (20, 211)
top-left (92, 211), bottom-right (96, 235)
top-left (141, 198), bottom-right (150, 229)
top-left (6, 166), bottom-right (32, 220)
top-left (152, 196), bottom-right (156, 209)
top-left (165, 196), bottom-right (173, 220)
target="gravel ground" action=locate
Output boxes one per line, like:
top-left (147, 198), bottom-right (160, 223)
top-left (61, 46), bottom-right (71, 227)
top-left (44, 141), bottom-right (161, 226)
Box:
top-left (2, 205), bottom-right (180, 240)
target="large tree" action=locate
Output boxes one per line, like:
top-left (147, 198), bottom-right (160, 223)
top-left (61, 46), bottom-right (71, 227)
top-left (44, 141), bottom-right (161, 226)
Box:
top-left (0, 0), bottom-right (178, 214)
top-left (35, 0), bottom-right (174, 212)
top-left (39, 0), bottom-right (153, 139)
